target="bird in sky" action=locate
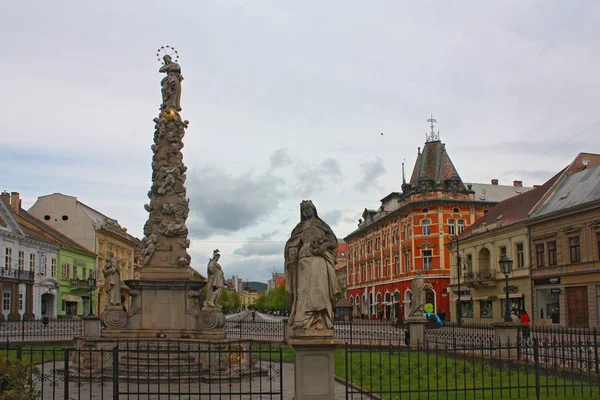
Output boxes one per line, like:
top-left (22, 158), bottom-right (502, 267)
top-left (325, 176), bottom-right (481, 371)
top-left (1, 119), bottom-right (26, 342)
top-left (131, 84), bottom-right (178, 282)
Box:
top-left (380, 132), bottom-right (384, 135)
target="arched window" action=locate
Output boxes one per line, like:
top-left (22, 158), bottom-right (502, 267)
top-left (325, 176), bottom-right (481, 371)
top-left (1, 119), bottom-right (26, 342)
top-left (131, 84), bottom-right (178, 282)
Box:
top-left (448, 219), bottom-right (456, 235)
top-left (422, 219), bottom-right (431, 236)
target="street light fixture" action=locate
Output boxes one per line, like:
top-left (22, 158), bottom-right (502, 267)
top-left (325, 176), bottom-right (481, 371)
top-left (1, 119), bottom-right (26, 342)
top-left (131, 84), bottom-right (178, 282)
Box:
top-left (88, 276), bottom-right (97, 316)
top-left (499, 255), bottom-right (514, 323)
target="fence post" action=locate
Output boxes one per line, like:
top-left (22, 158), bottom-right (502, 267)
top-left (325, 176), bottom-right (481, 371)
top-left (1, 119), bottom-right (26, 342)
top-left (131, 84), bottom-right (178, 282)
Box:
top-left (533, 338), bottom-right (540, 400)
top-left (16, 344), bottom-right (22, 361)
top-left (112, 346), bottom-right (119, 399)
top-left (63, 348), bottom-right (69, 400)
top-left (345, 342), bottom-right (349, 400)
top-left (21, 318), bottom-right (25, 342)
top-left (594, 328), bottom-right (599, 375)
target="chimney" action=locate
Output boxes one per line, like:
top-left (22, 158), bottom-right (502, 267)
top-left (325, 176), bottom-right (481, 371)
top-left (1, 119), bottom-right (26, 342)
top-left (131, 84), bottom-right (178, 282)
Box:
top-left (491, 179), bottom-right (499, 185)
top-left (10, 192), bottom-right (20, 211)
top-left (513, 180), bottom-right (523, 187)
top-left (0, 191), bottom-right (9, 206)
top-left (533, 185), bottom-right (541, 189)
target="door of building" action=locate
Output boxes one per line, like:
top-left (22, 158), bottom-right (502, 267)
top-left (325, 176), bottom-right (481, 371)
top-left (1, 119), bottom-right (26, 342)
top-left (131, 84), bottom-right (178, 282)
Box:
top-left (566, 286), bottom-right (589, 328)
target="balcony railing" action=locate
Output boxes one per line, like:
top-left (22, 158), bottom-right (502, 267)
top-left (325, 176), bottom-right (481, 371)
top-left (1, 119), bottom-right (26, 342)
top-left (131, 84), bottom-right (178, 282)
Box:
top-left (464, 269), bottom-right (496, 287)
top-left (70, 278), bottom-right (97, 288)
top-left (0, 268), bottom-right (34, 281)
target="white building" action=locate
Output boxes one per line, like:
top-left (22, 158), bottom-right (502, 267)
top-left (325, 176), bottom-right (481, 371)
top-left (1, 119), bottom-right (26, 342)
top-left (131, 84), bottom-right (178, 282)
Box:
top-left (1, 192), bottom-right (60, 320)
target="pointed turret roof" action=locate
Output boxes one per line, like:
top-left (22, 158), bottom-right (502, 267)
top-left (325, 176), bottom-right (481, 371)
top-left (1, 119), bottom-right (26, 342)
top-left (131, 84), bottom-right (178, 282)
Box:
top-left (405, 139), bottom-right (467, 194)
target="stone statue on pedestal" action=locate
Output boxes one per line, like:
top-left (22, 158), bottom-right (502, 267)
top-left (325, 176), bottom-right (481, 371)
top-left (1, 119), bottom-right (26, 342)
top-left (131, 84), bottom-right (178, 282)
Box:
top-left (103, 251), bottom-right (121, 307)
top-left (159, 54), bottom-right (183, 112)
top-left (203, 249), bottom-right (224, 309)
top-left (408, 272), bottom-right (428, 317)
top-left (285, 200), bottom-right (341, 337)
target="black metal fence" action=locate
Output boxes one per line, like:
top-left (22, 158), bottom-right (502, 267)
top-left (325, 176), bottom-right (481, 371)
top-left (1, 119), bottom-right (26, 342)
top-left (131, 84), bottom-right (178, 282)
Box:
top-left (1, 339), bottom-right (283, 399)
top-left (225, 320), bottom-right (286, 342)
top-left (344, 336), bottom-right (600, 399)
top-left (0, 318), bottom-right (82, 343)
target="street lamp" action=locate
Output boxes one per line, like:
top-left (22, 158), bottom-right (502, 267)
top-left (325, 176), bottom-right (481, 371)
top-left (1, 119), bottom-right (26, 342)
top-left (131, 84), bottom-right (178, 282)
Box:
top-left (88, 276), bottom-right (97, 316)
top-left (447, 235), bottom-right (464, 325)
top-left (499, 255), bottom-right (514, 322)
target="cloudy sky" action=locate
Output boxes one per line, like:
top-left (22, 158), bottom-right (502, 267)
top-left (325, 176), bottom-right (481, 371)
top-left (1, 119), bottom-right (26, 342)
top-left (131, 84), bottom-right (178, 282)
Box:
top-left (2, 1), bottom-right (599, 282)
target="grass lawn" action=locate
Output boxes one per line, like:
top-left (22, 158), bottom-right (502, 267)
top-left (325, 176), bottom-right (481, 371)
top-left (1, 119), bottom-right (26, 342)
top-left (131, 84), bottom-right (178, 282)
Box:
top-left (3, 342), bottom-right (74, 365)
top-left (335, 347), bottom-right (600, 400)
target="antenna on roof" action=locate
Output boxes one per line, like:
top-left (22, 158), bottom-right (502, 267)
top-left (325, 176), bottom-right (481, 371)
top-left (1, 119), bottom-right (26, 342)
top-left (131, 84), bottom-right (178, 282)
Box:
top-left (402, 160), bottom-right (406, 184)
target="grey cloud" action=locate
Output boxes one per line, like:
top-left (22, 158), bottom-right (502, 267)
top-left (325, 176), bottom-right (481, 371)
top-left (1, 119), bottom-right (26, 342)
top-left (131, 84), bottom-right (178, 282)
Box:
top-left (270, 148), bottom-right (292, 169)
top-left (354, 157), bottom-right (386, 192)
top-left (233, 240), bottom-right (284, 257)
top-left (187, 167), bottom-right (284, 239)
top-left (295, 158), bottom-right (344, 195)
top-left (226, 255), bottom-right (284, 282)
top-left (499, 169), bottom-right (557, 183)
top-left (320, 209), bottom-right (342, 226)
top-left (455, 139), bottom-right (598, 157)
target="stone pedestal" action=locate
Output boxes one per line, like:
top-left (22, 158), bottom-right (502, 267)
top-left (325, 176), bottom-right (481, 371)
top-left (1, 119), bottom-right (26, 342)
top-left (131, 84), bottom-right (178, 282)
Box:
top-left (97, 279), bottom-right (211, 339)
top-left (407, 316), bottom-right (428, 346)
top-left (493, 321), bottom-right (522, 360)
top-left (82, 316), bottom-right (101, 337)
top-left (289, 337), bottom-right (339, 400)
top-left (282, 318), bottom-right (294, 344)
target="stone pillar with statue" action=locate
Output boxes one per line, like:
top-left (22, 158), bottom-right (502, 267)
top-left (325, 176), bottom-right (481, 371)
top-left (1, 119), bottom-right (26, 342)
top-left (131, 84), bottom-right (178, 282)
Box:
top-left (406, 272), bottom-right (431, 346)
top-left (285, 200), bottom-right (341, 400)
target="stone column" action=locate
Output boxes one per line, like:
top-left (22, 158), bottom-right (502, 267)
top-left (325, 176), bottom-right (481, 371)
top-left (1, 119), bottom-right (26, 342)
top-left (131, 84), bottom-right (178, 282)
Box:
top-left (23, 283), bottom-right (35, 321)
top-left (407, 316), bottom-right (428, 346)
top-left (289, 338), bottom-right (339, 400)
top-left (0, 281), bottom-right (4, 322)
top-left (7, 282), bottom-right (20, 321)
top-left (493, 321), bottom-right (522, 360)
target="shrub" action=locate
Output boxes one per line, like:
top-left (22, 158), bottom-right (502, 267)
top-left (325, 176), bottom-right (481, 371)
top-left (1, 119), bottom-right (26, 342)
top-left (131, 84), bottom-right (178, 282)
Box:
top-left (0, 354), bottom-right (39, 400)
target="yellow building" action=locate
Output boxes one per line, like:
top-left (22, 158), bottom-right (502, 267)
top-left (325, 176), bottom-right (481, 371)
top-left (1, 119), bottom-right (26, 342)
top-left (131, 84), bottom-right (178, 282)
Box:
top-left (447, 175), bottom-right (559, 323)
top-left (240, 290), bottom-right (261, 310)
top-left (29, 194), bottom-right (140, 314)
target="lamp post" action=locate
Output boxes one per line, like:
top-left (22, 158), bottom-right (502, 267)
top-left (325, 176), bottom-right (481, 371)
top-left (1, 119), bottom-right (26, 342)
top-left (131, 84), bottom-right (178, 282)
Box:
top-left (499, 255), bottom-right (514, 323)
top-left (448, 235), bottom-right (463, 325)
top-left (88, 276), bottom-right (96, 316)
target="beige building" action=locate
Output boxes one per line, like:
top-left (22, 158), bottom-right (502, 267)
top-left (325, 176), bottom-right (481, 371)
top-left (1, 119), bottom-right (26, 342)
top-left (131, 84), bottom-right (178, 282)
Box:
top-left (447, 176), bottom-right (560, 323)
top-left (528, 153), bottom-right (600, 328)
top-left (240, 290), bottom-right (261, 310)
top-left (28, 194), bottom-right (140, 313)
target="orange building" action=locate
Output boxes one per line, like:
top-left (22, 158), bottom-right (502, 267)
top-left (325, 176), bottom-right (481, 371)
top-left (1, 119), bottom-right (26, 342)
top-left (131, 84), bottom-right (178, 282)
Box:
top-left (345, 123), bottom-right (531, 321)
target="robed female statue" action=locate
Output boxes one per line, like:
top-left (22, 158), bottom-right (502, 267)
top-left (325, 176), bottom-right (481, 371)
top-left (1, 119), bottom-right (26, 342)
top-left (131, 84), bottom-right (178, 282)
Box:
top-left (284, 201), bottom-right (341, 335)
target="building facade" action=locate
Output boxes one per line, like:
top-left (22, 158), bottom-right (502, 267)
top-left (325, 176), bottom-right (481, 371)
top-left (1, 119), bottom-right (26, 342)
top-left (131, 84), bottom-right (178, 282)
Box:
top-left (528, 153), bottom-right (600, 328)
top-left (1, 192), bottom-right (60, 321)
top-left (240, 290), bottom-right (261, 310)
top-left (345, 125), bottom-right (531, 321)
top-left (8, 192), bottom-right (98, 318)
top-left (28, 193), bottom-right (139, 313)
top-left (447, 174), bottom-right (560, 323)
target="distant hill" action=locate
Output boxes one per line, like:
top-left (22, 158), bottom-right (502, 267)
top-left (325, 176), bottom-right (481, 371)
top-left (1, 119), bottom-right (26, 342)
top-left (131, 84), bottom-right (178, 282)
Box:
top-left (243, 281), bottom-right (268, 294)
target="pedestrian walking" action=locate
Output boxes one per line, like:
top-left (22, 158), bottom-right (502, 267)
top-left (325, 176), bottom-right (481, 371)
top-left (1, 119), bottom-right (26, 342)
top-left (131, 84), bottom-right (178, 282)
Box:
top-left (520, 309), bottom-right (530, 343)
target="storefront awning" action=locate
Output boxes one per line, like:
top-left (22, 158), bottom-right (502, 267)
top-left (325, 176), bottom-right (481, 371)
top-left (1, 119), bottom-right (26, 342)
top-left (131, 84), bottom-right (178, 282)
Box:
top-left (64, 295), bottom-right (82, 302)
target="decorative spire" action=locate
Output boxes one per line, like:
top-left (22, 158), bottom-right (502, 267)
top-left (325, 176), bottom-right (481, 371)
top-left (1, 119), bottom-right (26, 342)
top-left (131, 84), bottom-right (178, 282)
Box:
top-left (426, 114), bottom-right (440, 142)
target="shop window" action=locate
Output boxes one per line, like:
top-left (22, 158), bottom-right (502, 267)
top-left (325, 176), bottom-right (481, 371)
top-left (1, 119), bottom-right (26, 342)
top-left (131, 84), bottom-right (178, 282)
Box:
top-left (536, 244), bottom-right (545, 267)
top-left (461, 301), bottom-right (474, 318)
top-left (547, 241), bottom-right (557, 266)
top-left (423, 250), bottom-right (433, 270)
top-left (480, 300), bottom-right (493, 318)
top-left (501, 298), bottom-right (525, 319)
top-left (448, 219), bottom-right (456, 235)
top-left (516, 243), bottom-right (524, 268)
top-left (422, 219), bottom-right (431, 236)
top-left (569, 237), bottom-right (581, 263)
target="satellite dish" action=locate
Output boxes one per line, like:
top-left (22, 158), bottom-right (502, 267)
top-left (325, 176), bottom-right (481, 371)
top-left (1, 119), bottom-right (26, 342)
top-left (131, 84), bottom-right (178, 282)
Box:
top-left (582, 158), bottom-right (591, 166)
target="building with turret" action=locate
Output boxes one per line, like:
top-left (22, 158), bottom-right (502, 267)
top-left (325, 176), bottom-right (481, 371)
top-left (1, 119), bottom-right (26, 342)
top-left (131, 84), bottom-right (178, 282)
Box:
top-left (345, 119), bottom-right (531, 321)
